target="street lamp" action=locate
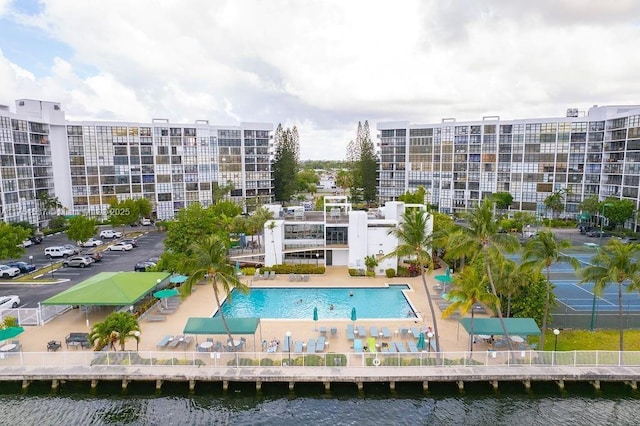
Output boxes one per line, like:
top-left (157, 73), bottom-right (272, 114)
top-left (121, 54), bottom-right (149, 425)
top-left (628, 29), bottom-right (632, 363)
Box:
top-left (315, 252), bottom-right (319, 267)
top-left (590, 203), bottom-right (612, 331)
top-left (285, 331), bottom-right (291, 366)
top-left (553, 328), bottom-right (560, 352)
top-left (134, 330), bottom-right (140, 351)
top-left (427, 331), bottom-right (434, 354)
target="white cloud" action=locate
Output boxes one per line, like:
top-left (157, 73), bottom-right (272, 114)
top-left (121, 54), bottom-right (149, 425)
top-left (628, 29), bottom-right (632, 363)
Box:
top-left (0, 1), bottom-right (639, 159)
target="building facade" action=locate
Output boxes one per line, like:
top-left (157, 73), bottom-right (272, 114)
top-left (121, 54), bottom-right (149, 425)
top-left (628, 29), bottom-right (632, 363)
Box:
top-left (378, 105), bottom-right (640, 228)
top-left (0, 99), bottom-right (273, 225)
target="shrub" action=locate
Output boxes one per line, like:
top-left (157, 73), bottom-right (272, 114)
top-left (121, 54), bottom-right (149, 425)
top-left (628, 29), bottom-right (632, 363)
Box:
top-left (365, 270), bottom-right (375, 277)
top-left (265, 264), bottom-right (325, 275)
top-left (385, 268), bottom-right (396, 278)
top-left (348, 268), bottom-right (365, 277)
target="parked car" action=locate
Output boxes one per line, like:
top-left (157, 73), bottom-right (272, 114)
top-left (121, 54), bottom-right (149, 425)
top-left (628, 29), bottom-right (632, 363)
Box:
top-left (30, 234), bottom-right (44, 244)
top-left (0, 295), bottom-right (20, 309)
top-left (62, 256), bottom-right (94, 268)
top-left (120, 238), bottom-right (138, 248)
top-left (82, 238), bottom-right (104, 247)
top-left (18, 239), bottom-right (33, 248)
top-left (587, 230), bottom-right (610, 238)
top-left (619, 237), bottom-right (639, 244)
top-left (100, 230), bottom-right (123, 239)
top-left (148, 256), bottom-right (160, 264)
top-left (140, 218), bottom-right (152, 226)
top-left (108, 242), bottom-right (133, 251)
top-left (134, 261), bottom-right (156, 272)
top-left (6, 261), bottom-right (36, 273)
top-left (62, 244), bottom-right (82, 254)
top-left (44, 246), bottom-right (76, 258)
top-left (82, 250), bottom-right (103, 262)
top-left (0, 265), bottom-right (21, 278)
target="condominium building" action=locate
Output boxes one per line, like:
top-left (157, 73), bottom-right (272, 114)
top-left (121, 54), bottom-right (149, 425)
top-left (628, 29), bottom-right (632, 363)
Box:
top-left (0, 99), bottom-right (273, 225)
top-left (377, 105), bottom-right (640, 227)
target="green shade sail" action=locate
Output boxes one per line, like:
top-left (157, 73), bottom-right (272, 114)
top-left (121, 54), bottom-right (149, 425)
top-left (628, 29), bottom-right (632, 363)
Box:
top-left (0, 326), bottom-right (25, 341)
top-left (42, 272), bottom-right (171, 306)
top-left (183, 317), bottom-right (260, 335)
top-left (459, 318), bottom-right (541, 336)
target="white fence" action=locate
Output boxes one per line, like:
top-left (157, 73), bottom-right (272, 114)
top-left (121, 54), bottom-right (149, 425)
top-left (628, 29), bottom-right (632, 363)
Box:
top-left (2, 350), bottom-right (640, 368)
top-left (0, 305), bottom-right (71, 326)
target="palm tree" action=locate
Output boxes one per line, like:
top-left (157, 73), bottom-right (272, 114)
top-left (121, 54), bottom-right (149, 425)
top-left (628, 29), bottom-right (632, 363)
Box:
top-left (181, 234), bottom-right (250, 341)
top-left (492, 258), bottom-right (528, 318)
top-left (521, 231), bottom-right (578, 349)
top-left (267, 220), bottom-right (278, 264)
top-left (579, 239), bottom-right (640, 351)
top-left (442, 263), bottom-right (497, 352)
top-left (251, 207), bottom-right (274, 250)
top-left (445, 199), bottom-right (520, 350)
top-left (89, 312), bottom-right (140, 351)
top-left (386, 208), bottom-right (441, 352)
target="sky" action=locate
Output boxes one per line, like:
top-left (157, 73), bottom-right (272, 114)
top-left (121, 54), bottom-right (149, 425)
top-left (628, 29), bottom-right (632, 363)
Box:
top-left (1, 1), bottom-right (640, 160)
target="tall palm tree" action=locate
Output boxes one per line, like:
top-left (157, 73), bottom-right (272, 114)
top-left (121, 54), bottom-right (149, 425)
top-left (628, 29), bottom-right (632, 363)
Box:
top-left (181, 234), bottom-right (250, 341)
top-left (251, 207), bottom-right (275, 250)
top-left (579, 239), bottom-right (640, 351)
top-left (445, 199), bottom-right (520, 350)
top-left (89, 312), bottom-right (140, 351)
top-left (386, 208), bottom-right (441, 352)
top-left (492, 259), bottom-right (529, 318)
top-left (521, 231), bottom-right (578, 349)
top-left (442, 263), bottom-right (497, 352)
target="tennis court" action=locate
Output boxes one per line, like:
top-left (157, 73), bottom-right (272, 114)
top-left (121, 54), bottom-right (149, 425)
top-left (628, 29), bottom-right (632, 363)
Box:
top-left (508, 252), bottom-right (640, 313)
top-left (553, 279), bottom-right (640, 312)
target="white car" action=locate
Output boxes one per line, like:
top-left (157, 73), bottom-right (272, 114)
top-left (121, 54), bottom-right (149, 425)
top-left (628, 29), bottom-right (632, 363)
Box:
top-left (0, 295), bottom-right (20, 309)
top-left (108, 242), bottom-right (133, 251)
top-left (82, 238), bottom-right (104, 247)
top-left (18, 239), bottom-right (33, 248)
top-left (140, 218), bottom-right (152, 226)
top-left (100, 230), bottom-right (123, 239)
top-left (0, 265), bottom-right (21, 279)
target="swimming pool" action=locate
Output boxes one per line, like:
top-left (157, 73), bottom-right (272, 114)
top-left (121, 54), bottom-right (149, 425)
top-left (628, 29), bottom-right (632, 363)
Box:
top-left (216, 284), bottom-right (416, 319)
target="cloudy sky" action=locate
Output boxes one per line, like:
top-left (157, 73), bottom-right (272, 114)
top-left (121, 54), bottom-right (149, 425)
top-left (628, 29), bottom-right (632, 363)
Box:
top-left (1, 1), bottom-right (640, 160)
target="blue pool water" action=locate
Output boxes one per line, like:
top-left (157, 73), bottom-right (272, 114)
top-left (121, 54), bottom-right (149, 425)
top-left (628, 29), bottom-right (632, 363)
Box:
top-left (216, 284), bottom-right (416, 319)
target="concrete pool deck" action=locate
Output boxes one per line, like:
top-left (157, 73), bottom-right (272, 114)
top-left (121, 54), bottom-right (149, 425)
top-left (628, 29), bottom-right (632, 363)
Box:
top-left (14, 265), bottom-right (486, 354)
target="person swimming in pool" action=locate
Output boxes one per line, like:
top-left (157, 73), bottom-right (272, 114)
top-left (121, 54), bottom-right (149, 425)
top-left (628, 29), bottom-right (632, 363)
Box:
top-left (349, 291), bottom-right (353, 297)
top-left (329, 304), bottom-right (334, 310)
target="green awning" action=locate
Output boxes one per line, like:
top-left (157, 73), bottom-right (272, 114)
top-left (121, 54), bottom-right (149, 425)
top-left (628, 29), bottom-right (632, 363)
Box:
top-left (459, 318), bottom-right (541, 336)
top-left (183, 317), bottom-right (260, 335)
top-left (42, 272), bottom-right (171, 306)
top-left (577, 212), bottom-right (591, 220)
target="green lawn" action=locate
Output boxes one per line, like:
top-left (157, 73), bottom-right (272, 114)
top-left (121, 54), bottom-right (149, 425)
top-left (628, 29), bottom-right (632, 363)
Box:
top-left (540, 329), bottom-right (640, 351)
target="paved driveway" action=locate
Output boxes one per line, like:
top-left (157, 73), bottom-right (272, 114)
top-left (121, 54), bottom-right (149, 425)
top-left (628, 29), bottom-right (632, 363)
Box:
top-left (0, 229), bottom-right (166, 308)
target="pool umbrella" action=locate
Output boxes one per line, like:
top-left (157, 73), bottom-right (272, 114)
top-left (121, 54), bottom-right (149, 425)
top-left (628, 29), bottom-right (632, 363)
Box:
top-left (0, 326), bottom-right (24, 341)
top-left (153, 288), bottom-right (180, 308)
top-left (170, 275), bottom-right (188, 284)
top-left (313, 306), bottom-right (318, 331)
top-left (434, 268), bottom-right (454, 293)
top-left (416, 332), bottom-right (426, 350)
top-left (351, 307), bottom-right (357, 324)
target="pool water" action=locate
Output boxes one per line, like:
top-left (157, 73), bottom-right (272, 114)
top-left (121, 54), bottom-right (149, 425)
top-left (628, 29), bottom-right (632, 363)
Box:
top-left (216, 284), bottom-right (416, 319)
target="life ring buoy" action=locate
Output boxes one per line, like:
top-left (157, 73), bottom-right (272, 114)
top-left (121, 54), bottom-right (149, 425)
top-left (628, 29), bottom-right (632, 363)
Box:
top-left (372, 358), bottom-right (381, 367)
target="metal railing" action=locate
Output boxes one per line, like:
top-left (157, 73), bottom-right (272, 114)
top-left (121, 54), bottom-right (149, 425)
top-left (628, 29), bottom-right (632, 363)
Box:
top-left (2, 349), bottom-right (640, 369)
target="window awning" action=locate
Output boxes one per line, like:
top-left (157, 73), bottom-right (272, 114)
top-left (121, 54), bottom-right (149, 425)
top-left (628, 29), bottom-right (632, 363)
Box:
top-left (459, 318), bottom-right (541, 336)
top-left (41, 272), bottom-right (171, 306)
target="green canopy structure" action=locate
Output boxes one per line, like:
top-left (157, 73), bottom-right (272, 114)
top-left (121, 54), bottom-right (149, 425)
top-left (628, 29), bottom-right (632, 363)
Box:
top-left (183, 317), bottom-right (262, 348)
top-left (42, 272), bottom-right (171, 306)
top-left (183, 317), bottom-right (260, 335)
top-left (459, 318), bottom-right (541, 336)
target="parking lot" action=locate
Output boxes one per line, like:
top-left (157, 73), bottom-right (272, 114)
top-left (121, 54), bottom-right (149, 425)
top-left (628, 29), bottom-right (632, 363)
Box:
top-left (0, 228), bottom-right (166, 308)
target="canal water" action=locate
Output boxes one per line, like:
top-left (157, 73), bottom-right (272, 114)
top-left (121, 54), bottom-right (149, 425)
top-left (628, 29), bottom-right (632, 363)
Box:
top-left (0, 381), bottom-right (638, 425)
